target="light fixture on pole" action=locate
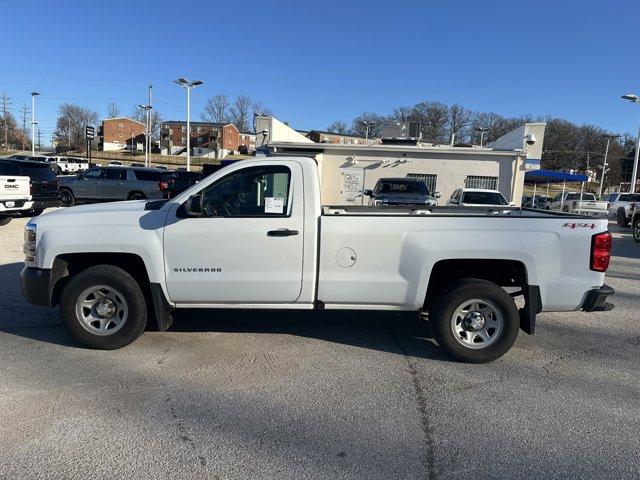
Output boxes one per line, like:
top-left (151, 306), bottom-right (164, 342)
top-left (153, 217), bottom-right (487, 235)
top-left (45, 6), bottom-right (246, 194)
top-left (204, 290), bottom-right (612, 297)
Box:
top-left (361, 121), bottom-right (375, 140)
top-left (138, 104), bottom-right (152, 167)
top-left (598, 133), bottom-right (620, 197)
top-left (174, 78), bottom-right (204, 172)
top-left (475, 127), bottom-right (490, 147)
top-left (30, 91), bottom-right (40, 155)
top-left (621, 93), bottom-right (640, 193)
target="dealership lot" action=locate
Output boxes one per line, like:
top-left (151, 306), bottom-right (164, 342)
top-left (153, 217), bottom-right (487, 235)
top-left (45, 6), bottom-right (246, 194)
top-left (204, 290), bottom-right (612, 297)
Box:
top-left (0, 215), bottom-right (639, 479)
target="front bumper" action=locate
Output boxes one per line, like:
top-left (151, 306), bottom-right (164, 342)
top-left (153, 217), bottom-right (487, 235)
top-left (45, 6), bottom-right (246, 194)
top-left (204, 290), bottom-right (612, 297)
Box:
top-left (582, 284), bottom-right (615, 312)
top-left (20, 267), bottom-right (52, 307)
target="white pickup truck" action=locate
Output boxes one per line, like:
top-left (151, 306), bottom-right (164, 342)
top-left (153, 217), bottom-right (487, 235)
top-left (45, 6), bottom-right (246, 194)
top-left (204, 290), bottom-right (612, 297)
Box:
top-left (548, 192), bottom-right (608, 215)
top-left (0, 171), bottom-right (33, 225)
top-left (20, 157), bottom-right (614, 362)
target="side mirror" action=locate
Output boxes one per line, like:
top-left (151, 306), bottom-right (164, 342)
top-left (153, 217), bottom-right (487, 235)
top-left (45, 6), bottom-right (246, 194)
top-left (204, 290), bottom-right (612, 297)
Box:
top-left (183, 193), bottom-right (202, 217)
top-left (363, 189), bottom-right (373, 197)
top-left (434, 191), bottom-right (442, 199)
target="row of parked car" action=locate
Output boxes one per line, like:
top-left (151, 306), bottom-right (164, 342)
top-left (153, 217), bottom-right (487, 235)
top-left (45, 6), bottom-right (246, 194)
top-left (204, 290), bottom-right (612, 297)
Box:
top-left (7, 154), bottom-right (90, 175)
top-left (0, 156), bottom-right (203, 225)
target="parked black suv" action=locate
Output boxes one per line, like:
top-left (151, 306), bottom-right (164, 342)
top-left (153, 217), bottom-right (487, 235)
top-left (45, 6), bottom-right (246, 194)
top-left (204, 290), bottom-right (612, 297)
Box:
top-left (0, 159), bottom-right (60, 215)
top-left (167, 171), bottom-right (203, 198)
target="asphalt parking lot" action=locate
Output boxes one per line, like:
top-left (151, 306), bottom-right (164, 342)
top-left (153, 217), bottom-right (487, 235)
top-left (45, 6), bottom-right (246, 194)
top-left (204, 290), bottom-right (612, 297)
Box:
top-left (0, 214), bottom-right (638, 480)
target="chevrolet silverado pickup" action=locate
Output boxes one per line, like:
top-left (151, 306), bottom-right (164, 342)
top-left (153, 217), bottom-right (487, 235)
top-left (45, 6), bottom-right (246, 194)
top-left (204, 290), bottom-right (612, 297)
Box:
top-left (20, 157), bottom-right (614, 362)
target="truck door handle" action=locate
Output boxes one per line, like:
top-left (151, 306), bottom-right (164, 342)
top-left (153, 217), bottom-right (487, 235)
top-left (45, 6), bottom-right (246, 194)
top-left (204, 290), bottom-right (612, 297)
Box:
top-left (267, 229), bottom-right (299, 237)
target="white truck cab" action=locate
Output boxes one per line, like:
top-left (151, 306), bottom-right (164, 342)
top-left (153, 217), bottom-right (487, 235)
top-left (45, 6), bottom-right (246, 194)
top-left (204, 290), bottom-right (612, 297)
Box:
top-left (20, 157), bottom-right (614, 362)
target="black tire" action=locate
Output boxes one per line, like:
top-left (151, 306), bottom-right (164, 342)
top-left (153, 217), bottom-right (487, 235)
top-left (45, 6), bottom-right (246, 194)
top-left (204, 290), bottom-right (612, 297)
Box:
top-left (617, 209), bottom-right (629, 227)
top-left (60, 189), bottom-right (76, 207)
top-left (430, 279), bottom-right (520, 363)
top-left (0, 217), bottom-right (11, 226)
top-left (128, 192), bottom-right (146, 200)
top-left (633, 221), bottom-right (640, 243)
top-left (59, 265), bottom-right (147, 349)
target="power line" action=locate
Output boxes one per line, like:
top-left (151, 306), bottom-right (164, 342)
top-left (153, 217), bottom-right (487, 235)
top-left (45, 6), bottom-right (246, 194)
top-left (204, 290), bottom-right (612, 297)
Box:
top-left (18, 103), bottom-right (30, 150)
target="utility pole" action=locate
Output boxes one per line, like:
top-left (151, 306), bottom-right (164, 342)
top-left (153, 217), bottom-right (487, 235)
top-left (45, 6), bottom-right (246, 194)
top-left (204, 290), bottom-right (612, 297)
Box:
top-left (19, 103), bottom-right (30, 150)
top-left (68, 117), bottom-right (72, 147)
top-left (30, 92), bottom-right (40, 156)
top-left (1, 92), bottom-right (11, 151)
top-left (148, 83), bottom-right (153, 164)
top-left (36, 129), bottom-right (43, 151)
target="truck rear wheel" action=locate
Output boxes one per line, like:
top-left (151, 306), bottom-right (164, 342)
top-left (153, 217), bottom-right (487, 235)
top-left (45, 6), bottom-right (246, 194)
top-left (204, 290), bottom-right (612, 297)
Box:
top-left (60, 265), bottom-right (147, 349)
top-left (430, 279), bottom-right (520, 363)
top-left (633, 221), bottom-right (640, 243)
top-left (60, 189), bottom-right (75, 207)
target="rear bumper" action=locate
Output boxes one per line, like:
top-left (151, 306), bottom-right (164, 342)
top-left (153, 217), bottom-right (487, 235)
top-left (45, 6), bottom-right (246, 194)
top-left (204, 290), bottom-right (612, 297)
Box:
top-left (0, 200), bottom-right (33, 212)
top-left (582, 284), bottom-right (615, 311)
top-left (20, 267), bottom-right (52, 307)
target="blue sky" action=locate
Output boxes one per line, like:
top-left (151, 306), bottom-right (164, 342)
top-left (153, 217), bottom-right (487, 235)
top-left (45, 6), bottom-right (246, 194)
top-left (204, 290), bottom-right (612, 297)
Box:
top-left (3, 0), bottom-right (639, 142)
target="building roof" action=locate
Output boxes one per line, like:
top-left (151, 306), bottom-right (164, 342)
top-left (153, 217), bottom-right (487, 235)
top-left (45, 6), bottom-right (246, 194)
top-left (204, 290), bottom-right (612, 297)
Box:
top-left (265, 141), bottom-right (520, 157)
top-left (162, 120), bottom-right (233, 127)
top-left (309, 130), bottom-right (371, 139)
top-left (103, 117), bottom-right (145, 126)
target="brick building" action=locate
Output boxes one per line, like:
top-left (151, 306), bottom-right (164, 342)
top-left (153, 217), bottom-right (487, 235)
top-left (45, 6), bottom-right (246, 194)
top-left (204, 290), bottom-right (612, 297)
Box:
top-left (238, 132), bottom-right (257, 154)
top-left (98, 117), bottom-right (146, 151)
top-left (160, 121), bottom-right (239, 158)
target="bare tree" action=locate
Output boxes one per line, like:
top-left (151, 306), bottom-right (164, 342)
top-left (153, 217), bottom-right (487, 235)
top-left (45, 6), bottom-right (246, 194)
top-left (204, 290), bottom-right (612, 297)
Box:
top-left (202, 94), bottom-right (230, 123)
top-left (53, 103), bottom-right (99, 150)
top-left (391, 106), bottom-right (413, 123)
top-left (107, 102), bottom-right (121, 118)
top-left (229, 95), bottom-right (253, 132)
top-left (327, 120), bottom-right (348, 134)
top-left (350, 112), bottom-right (385, 138)
top-left (412, 102), bottom-right (449, 143)
top-left (448, 104), bottom-right (473, 143)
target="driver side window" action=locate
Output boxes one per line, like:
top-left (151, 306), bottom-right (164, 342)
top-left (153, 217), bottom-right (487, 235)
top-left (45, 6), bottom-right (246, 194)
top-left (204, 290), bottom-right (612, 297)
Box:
top-left (84, 168), bottom-right (103, 179)
top-left (199, 165), bottom-right (291, 217)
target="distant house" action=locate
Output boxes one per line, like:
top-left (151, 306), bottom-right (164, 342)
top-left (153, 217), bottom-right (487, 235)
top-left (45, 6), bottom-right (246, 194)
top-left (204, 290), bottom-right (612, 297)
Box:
top-left (238, 131), bottom-right (257, 154)
top-left (98, 117), bottom-right (146, 151)
top-left (160, 121), bottom-right (239, 158)
top-left (307, 130), bottom-right (378, 145)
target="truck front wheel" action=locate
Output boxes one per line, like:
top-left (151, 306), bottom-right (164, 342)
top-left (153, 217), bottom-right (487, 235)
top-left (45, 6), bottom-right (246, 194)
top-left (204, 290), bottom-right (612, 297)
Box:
top-left (430, 279), bottom-right (520, 363)
top-left (60, 265), bottom-right (147, 349)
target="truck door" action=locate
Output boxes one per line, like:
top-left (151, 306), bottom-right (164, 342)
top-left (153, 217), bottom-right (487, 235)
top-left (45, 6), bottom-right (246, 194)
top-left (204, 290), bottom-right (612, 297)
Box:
top-left (75, 167), bottom-right (103, 200)
top-left (163, 161), bottom-right (305, 304)
top-left (100, 168), bottom-right (127, 201)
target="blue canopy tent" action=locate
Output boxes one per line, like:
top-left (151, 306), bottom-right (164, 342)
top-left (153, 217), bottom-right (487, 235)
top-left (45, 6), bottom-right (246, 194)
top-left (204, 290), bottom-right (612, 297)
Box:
top-left (524, 169), bottom-right (590, 207)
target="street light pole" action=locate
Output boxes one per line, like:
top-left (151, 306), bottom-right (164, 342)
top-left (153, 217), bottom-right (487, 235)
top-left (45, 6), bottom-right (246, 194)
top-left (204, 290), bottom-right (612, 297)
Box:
top-left (30, 91), bottom-right (40, 155)
top-left (475, 127), bottom-right (490, 147)
top-left (174, 78), bottom-right (203, 172)
top-left (621, 94), bottom-right (640, 192)
top-left (598, 134), bottom-right (619, 197)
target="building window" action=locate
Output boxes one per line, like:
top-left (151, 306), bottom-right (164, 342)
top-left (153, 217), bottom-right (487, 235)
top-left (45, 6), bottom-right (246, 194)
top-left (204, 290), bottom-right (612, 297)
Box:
top-left (407, 173), bottom-right (437, 193)
top-left (465, 175), bottom-right (498, 190)
top-left (197, 126), bottom-right (202, 133)
top-left (181, 136), bottom-right (186, 143)
top-left (181, 126), bottom-right (186, 133)
top-left (164, 125), bottom-right (170, 130)
top-left (118, 123), bottom-right (123, 128)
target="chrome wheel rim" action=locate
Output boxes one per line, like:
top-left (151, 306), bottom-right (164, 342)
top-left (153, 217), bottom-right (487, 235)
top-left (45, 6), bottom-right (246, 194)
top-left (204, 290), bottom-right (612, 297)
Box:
top-left (451, 298), bottom-right (504, 349)
top-left (634, 223), bottom-right (640, 240)
top-left (75, 285), bottom-right (128, 336)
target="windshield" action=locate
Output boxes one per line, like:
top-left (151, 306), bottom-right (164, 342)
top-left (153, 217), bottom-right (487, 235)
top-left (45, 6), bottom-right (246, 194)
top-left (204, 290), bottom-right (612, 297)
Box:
top-left (18, 163), bottom-right (57, 180)
top-left (462, 191), bottom-right (508, 205)
top-left (376, 180), bottom-right (428, 195)
top-left (619, 194), bottom-right (640, 202)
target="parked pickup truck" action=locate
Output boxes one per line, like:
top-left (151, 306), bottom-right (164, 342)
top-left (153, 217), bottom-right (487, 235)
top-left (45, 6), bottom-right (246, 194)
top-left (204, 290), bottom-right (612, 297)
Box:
top-left (20, 157), bottom-right (614, 363)
top-left (547, 192), bottom-right (608, 215)
top-left (0, 169), bottom-right (33, 225)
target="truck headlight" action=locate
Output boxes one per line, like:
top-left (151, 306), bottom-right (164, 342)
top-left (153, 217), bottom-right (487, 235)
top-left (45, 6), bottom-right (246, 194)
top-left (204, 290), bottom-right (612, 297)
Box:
top-left (23, 224), bottom-right (37, 262)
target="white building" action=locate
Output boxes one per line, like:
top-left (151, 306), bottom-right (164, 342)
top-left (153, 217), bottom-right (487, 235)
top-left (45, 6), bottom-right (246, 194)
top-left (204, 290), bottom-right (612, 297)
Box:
top-left (255, 116), bottom-right (546, 206)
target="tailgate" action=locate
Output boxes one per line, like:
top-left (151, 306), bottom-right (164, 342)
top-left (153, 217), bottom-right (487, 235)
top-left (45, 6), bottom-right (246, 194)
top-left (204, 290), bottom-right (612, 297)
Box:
top-left (0, 176), bottom-right (31, 201)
